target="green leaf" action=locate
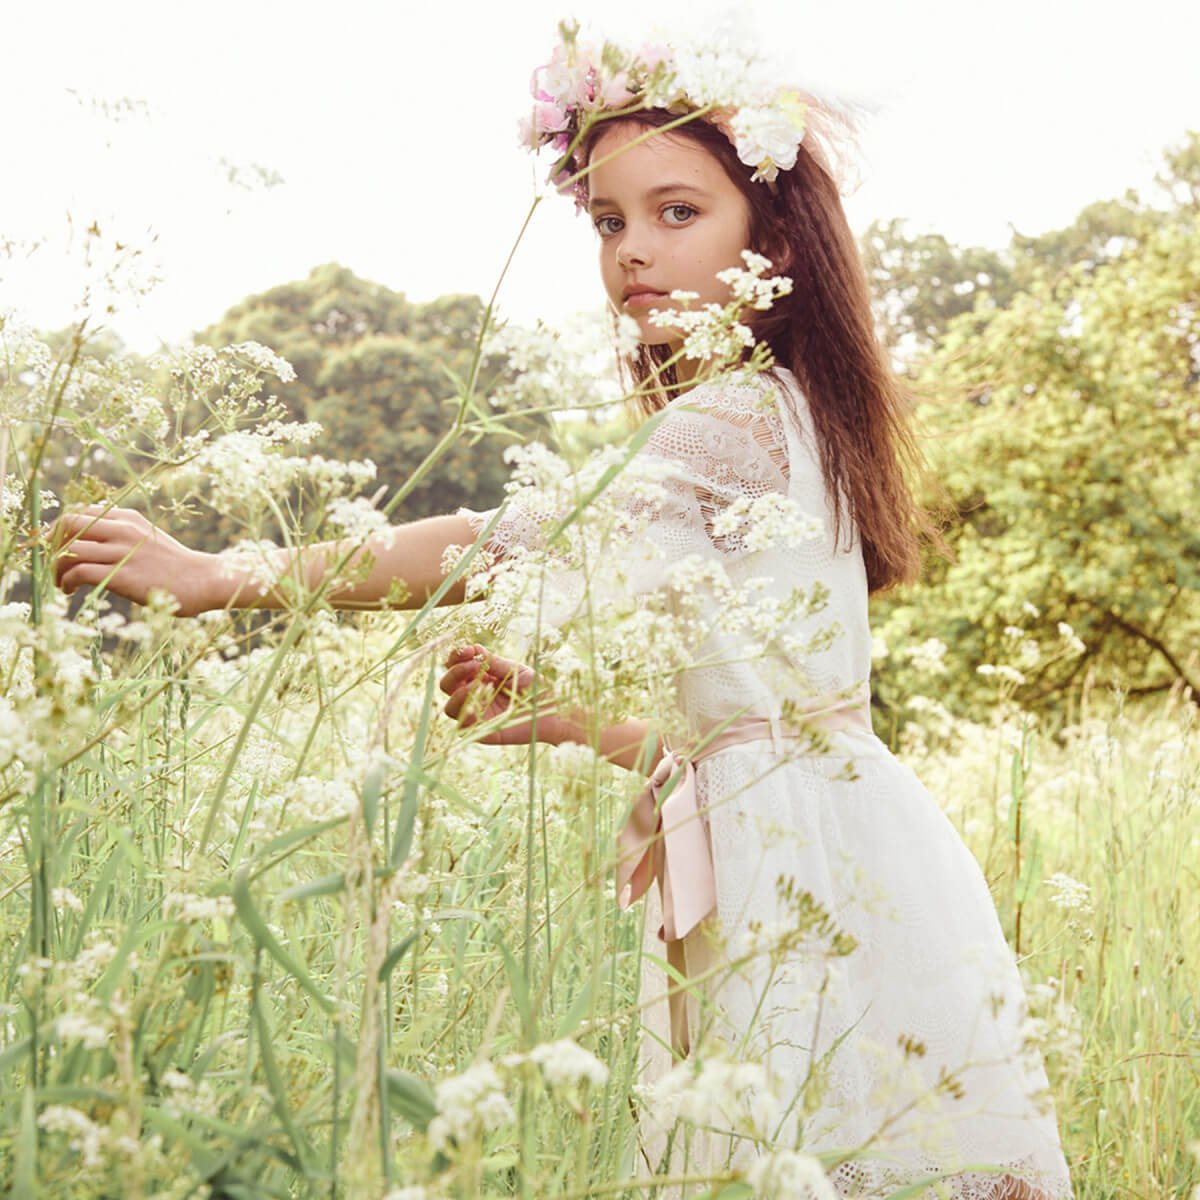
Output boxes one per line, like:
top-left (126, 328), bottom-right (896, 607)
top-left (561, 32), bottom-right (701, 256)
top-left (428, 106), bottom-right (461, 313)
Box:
top-left (698, 1185), bottom-right (752, 1200)
top-left (390, 664), bottom-right (436, 869)
top-left (384, 1068), bottom-right (437, 1131)
top-left (253, 990), bottom-right (316, 1169)
top-left (259, 816), bottom-right (347, 862)
top-left (378, 932), bottom-right (419, 983)
top-left (361, 756), bottom-right (387, 835)
top-left (280, 872), bottom-right (346, 903)
top-left (556, 955), bottom-right (618, 1038)
top-left (0, 1036), bottom-right (33, 1076)
top-left (1015, 829), bottom-right (1044, 905)
top-left (12, 1086), bottom-right (36, 1200)
top-left (232, 868), bottom-right (335, 1013)
top-left (492, 927), bottom-right (533, 1035)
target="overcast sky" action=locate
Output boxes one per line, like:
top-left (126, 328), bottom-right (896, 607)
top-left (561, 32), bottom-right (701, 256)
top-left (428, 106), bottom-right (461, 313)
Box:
top-left (3, 0), bottom-right (1197, 353)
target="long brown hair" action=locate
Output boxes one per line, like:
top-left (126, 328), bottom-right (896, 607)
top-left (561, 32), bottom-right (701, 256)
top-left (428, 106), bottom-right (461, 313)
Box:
top-left (578, 111), bottom-right (948, 595)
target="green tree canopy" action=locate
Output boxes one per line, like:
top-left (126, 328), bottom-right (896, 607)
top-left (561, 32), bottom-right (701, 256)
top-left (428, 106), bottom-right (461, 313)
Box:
top-left (196, 264), bottom-right (540, 524)
top-left (869, 132), bottom-right (1200, 726)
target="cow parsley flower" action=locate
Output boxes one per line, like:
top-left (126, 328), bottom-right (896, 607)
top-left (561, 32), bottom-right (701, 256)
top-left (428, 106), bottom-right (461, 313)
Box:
top-left (1043, 872), bottom-right (1093, 914)
top-left (527, 1038), bottom-right (609, 1089)
top-left (748, 1149), bottom-right (837, 1198)
top-left (39, 1105), bottom-right (107, 1169)
top-left (427, 1060), bottom-right (515, 1153)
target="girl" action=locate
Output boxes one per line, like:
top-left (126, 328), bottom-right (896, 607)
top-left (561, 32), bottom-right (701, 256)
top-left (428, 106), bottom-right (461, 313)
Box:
top-left (50, 29), bottom-right (1074, 1200)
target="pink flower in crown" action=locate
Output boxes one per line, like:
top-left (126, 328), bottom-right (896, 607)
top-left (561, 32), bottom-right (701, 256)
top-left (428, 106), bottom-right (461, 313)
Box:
top-left (535, 100), bottom-right (571, 135)
top-left (534, 42), bottom-right (598, 112)
top-left (637, 42), bottom-right (671, 73)
top-left (599, 70), bottom-right (637, 109)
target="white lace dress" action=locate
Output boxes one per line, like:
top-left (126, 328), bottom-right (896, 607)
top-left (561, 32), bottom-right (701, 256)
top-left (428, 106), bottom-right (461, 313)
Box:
top-left (460, 366), bottom-right (1075, 1199)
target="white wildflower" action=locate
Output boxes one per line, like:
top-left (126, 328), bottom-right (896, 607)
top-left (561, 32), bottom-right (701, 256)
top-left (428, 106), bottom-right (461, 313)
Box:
top-left (1057, 621), bottom-right (1087, 655)
top-left (905, 637), bottom-right (948, 675)
top-left (484, 310), bottom-right (627, 413)
top-left (164, 892), bottom-right (235, 924)
top-left (227, 340), bottom-right (297, 383)
top-left (56, 1010), bottom-right (111, 1050)
top-left (647, 1055), bottom-right (779, 1138)
top-left (716, 250), bottom-right (794, 310)
top-left (427, 1060), bottom-right (515, 1153)
top-left (527, 1038), bottom-right (609, 1089)
top-left (39, 1104), bottom-right (106, 1168)
top-left (325, 496), bottom-right (393, 542)
top-left (748, 1149), bottom-right (837, 1199)
top-left (648, 302), bottom-right (755, 361)
top-left (1043, 872), bottom-right (1093, 914)
top-left (976, 663), bottom-right (1026, 685)
top-left (709, 491), bottom-right (821, 553)
top-left (52, 887), bottom-right (84, 912)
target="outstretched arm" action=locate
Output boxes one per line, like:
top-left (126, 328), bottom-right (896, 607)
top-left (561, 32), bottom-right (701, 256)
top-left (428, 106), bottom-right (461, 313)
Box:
top-left (51, 504), bottom-right (481, 616)
top-left (439, 645), bottom-right (666, 777)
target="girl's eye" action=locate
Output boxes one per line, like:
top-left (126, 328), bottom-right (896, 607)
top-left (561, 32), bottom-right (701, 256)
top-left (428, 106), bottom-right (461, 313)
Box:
top-left (663, 204), bottom-right (697, 225)
top-left (594, 215), bottom-right (623, 237)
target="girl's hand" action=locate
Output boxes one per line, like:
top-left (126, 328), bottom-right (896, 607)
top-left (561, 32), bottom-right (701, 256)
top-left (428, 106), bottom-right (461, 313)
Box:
top-left (439, 643), bottom-right (568, 746)
top-left (49, 504), bottom-right (221, 617)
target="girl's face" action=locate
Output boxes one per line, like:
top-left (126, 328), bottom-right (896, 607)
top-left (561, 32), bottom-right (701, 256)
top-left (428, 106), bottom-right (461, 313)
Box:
top-left (586, 122), bottom-right (753, 355)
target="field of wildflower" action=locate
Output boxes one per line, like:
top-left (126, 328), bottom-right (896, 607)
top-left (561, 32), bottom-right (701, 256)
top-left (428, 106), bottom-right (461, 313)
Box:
top-left (1, 288), bottom-right (1197, 1200)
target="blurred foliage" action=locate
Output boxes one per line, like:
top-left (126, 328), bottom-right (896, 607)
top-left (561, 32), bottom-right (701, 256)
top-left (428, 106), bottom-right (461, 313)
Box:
top-left (867, 130), bottom-right (1200, 730)
top-left (192, 263), bottom-right (548, 538)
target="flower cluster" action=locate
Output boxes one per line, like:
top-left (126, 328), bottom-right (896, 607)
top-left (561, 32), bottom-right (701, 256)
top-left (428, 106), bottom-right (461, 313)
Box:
top-left (427, 1060), bottom-right (515, 1153)
top-left (747, 1149), bottom-right (838, 1199)
top-left (522, 21), bottom-right (811, 193)
top-left (648, 251), bottom-right (793, 364)
top-left (483, 309), bottom-right (640, 415)
top-left (1043, 871), bottom-right (1094, 915)
top-left (638, 1053), bottom-right (780, 1140)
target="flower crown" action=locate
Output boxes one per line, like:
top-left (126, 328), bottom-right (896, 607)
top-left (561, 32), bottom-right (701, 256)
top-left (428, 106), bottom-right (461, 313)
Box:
top-left (520, 22), bottom-right (860, 206)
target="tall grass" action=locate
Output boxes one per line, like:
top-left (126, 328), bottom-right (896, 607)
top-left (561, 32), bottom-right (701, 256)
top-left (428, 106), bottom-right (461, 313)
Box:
top-left (1, 295), bottom-right (1197, 1200)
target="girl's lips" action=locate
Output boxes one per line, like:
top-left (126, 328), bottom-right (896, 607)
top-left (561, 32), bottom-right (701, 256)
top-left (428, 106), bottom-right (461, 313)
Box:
top-left (624, 291), bottom-right (668, 308)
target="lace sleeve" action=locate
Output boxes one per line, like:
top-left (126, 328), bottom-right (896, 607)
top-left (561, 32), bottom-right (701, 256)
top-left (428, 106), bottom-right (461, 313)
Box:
top-left (457, 372), bottom-right (796, 575)
top-left (631, 373), bottom-right (791, 560)
top-left (455, 503), bottom-right (542, 561)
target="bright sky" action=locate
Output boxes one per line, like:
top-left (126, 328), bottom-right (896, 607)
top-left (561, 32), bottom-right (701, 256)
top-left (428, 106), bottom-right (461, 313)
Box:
top-left (3, 0), bottom-right (1198, 353)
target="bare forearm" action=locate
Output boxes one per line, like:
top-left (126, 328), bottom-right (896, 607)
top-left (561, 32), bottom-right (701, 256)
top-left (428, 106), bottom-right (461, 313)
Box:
top-left (550, 713), bottom-right (665, 777)
top-left (208, 513), bottom-right (480, 611)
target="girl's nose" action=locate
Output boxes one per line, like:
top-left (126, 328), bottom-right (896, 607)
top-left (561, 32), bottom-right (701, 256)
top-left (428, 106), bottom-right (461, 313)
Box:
top-left (616, 229), bottom-right (651, 270)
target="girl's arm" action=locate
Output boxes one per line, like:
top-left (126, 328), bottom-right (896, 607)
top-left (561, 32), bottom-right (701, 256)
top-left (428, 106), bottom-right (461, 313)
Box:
top-left (439, 645), bottom-right (666, 777)
top-left (51, 504), bottom-right (479, 615)
top-left (551, 713), bottom-right (666, 776)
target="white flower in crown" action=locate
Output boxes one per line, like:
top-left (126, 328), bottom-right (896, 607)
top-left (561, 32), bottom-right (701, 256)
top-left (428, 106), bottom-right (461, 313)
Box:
top-left (729, 97), bottom-right (809, 182)
top-left (521, 23), bottom-right (809, 196)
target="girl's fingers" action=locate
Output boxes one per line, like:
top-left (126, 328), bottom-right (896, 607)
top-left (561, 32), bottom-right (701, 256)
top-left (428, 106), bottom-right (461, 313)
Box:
top-left (53, 539), bottom-right (123, 587)
top-left (54, 505), bottom-right (146, 545)
top-left (438, 660), bottom-right (481, 696)
top-left (445, 643), bottom-right (485, 666)
top-left (59, 562), bottom-right (116, 596)
top-left (442, 682), bottom-right (489, 725)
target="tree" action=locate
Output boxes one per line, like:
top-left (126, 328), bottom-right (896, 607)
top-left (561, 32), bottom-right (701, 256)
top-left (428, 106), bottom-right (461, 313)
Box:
top-left (870, 200), bottom-right (1200, 723)
top-left (195, 264), bottom-right (543, 523)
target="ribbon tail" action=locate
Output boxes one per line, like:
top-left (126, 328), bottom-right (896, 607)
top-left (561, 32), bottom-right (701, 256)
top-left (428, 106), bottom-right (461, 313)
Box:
top-left (615, 751), bottom-right (678, 911)
top-left (657, 762), bottom-right (717, 942)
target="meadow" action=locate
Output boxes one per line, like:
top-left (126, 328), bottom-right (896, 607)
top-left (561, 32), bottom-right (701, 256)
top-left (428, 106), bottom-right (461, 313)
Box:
top-left (0, 309), bottom-right (1197, 1200)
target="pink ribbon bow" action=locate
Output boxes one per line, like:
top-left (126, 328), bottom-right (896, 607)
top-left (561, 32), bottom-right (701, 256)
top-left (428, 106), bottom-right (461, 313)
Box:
top-left (615, 683), bottom-right (873, 944)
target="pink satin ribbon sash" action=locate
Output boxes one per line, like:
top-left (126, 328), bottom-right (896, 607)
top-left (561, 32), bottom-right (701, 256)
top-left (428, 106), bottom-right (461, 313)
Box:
top-left (615, 681), bottom-right (873, 944)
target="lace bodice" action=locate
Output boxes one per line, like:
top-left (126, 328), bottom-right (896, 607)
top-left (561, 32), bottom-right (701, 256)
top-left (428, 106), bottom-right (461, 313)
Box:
top-left (459, 368), bottom-right (1076, 1200)
top-left (459, 366), bottom-right (872, 738)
